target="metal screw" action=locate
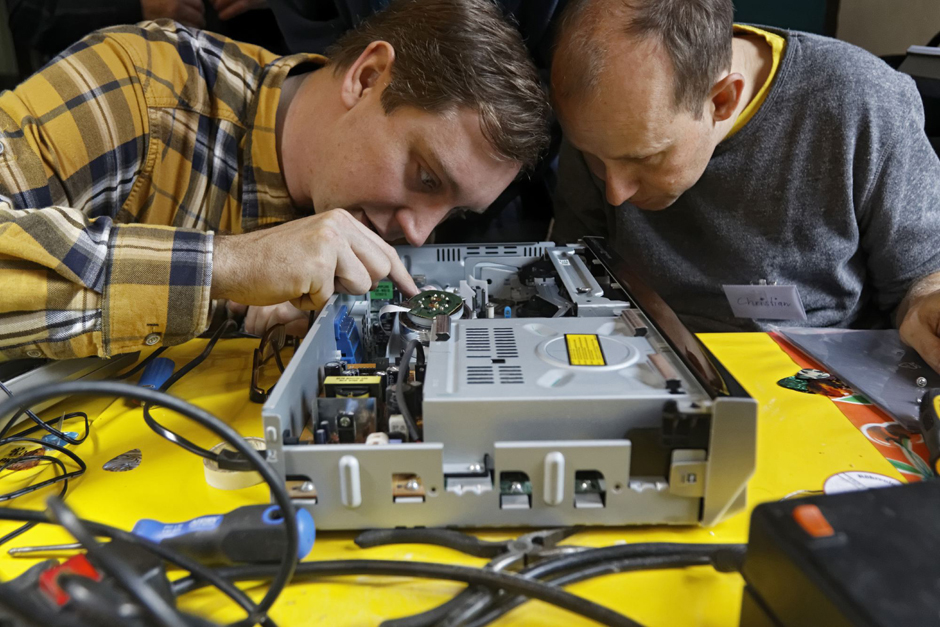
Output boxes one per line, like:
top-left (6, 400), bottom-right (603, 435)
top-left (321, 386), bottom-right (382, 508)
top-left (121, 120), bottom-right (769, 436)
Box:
top-left (405, 479), bottom-right (421, 492)
top-left (509, 482), bottom-right (524, 494)
top-left (468, 463), bottom-right (484, 474)
top-left (338, 415), bottom-right (352, 428)
top-left (576, 287), bottom-right (591, 294)
top-left (299, 481), bottom-right (316, 493)
top-left (917, 377), bottom-right (928, 388)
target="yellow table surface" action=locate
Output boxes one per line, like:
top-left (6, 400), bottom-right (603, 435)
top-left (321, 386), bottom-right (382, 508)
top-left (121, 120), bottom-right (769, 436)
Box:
top-left (0, 333), bottom-right (902, 626)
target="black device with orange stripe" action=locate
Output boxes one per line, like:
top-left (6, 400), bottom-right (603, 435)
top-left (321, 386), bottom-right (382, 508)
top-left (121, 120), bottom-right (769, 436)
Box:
top-left (740, 481), bottom-right (940, 627)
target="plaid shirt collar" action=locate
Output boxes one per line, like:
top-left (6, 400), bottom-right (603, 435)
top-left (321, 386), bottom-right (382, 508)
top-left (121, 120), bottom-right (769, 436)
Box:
top-left (244, 53), bottom-right (327, 230)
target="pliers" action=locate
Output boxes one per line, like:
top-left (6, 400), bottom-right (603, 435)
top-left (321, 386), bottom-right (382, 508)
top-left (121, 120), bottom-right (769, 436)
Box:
top-left (355, 527), bottom-right (584, 626)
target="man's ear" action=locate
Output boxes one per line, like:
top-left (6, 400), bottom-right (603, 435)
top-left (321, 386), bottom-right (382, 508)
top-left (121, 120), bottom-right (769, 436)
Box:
top-left (339, 41), bottom-right (395, 111)
top-left (708, 72), bottom-right (745, 123)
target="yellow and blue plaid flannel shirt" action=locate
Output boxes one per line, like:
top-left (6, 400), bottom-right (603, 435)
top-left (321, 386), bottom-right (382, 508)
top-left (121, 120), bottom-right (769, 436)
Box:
top-left (0, 20), bottom-right (322, 360)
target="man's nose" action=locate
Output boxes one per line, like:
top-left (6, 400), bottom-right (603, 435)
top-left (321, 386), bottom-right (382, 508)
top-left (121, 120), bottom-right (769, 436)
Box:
top-left (605, 172), bottom-right (640, 207)
top-left (394, 206), bottom-right (448, 246)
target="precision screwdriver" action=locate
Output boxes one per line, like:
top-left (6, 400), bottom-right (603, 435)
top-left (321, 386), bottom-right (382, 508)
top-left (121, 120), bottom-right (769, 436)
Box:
top-left (9, 504), bottom-right (316, 565)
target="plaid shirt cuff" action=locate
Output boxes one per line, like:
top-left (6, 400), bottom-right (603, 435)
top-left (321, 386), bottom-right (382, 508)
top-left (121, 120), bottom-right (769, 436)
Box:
top-left (102, 224), bottom-right (213, 356)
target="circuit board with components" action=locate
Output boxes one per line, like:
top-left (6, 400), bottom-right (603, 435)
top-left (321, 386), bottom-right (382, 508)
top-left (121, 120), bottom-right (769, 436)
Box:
top-left (265, 239), bottom-right (758, 530)
top-left (404, 290), bottom-right (464, 320)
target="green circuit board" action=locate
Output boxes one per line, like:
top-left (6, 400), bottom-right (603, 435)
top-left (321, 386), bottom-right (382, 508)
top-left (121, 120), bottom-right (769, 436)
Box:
top-left (404, 290), bottom-right (464, 320)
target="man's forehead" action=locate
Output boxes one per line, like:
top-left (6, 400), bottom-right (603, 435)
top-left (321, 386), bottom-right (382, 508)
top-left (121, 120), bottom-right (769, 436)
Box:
top-left (555, 35), bottom-right (678, 154)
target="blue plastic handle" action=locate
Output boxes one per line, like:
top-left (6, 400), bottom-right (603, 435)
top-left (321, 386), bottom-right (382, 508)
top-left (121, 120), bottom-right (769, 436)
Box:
top-left (138, 358), bottom-right (175, 389)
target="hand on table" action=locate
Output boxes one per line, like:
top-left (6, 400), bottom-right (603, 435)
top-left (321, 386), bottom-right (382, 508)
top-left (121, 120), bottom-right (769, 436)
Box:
top-left (211, 0), bottom-right (266, 20)
top-left (141, 0), bottom-right (206, 28)
top-left (899, 290), bottom-right (940, 373)
top-left (898, 288), bottom-right (940, 372)
top-left (211, 209), bottom-right (419, 312)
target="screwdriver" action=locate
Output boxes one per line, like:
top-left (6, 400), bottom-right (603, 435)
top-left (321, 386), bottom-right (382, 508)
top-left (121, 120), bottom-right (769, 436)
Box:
top-left (127, 357), bottom-right (175, 406)
top-left (919, 388), bottom-right (940, 476)
top-left (9, 505), bottom-right (316, 565)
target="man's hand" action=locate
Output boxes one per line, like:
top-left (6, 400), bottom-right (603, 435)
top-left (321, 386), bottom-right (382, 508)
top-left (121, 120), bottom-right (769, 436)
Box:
top-left (211, 0), bottom-right (266, 20)
top-left (227, 301), bottom-right (309, 337)
top-left (898, 273), bottom-right (940, 372)
top-left (141, 0), bottom-right (206, 28)
top-left (211, 209), bottom-right (419, 310)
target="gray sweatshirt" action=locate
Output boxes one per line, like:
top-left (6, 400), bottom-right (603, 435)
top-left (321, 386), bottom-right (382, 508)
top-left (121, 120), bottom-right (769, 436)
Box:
top-left (553, 29), bottom-right (940, 333)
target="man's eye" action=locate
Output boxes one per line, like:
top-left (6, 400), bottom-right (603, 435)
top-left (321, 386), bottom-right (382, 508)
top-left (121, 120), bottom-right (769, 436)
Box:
top-left (419, 168), bottom-right (438, 190)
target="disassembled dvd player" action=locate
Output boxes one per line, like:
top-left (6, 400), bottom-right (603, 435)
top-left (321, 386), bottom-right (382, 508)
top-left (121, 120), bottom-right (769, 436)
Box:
top-left (262, 237), bottom-right (757, 529)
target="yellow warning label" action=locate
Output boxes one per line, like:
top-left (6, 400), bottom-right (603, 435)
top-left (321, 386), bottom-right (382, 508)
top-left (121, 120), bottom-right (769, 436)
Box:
top-left (565, 334), bottom-right (606, 366)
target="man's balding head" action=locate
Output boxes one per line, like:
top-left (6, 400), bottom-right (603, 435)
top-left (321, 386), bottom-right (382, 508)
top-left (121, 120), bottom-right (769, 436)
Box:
top-left (550, 0), bottom-right (750, 211)
top-left (553, 0), bottom-right (734, 117)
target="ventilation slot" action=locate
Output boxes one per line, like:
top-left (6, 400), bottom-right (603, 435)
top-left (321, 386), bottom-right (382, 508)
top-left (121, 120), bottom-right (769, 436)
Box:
top-left (436, 248), bottom-right (461, 262)
top-left (499, 365), bottom-right (524, 384)
top-left (467, 365), bottom-right (495, 384)
top-left (465, 245), bottom-right (521, 257)
top-left (493, 327), bottom-right (519, 359)
top-left (465, 328), bottom-right (492, 357)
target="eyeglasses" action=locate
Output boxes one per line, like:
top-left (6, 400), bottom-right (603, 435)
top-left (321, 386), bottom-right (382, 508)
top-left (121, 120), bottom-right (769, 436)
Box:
top-left (250, 324), bottom-right (289, 403)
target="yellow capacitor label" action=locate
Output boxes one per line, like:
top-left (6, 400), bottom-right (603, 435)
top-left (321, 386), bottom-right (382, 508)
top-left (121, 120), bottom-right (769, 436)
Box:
top-left (324, 376), bottom-right (382, 385)
top-left (933, 394), bottom-right (940, 417)
top-left (565, 334), bottom-right (606, 366)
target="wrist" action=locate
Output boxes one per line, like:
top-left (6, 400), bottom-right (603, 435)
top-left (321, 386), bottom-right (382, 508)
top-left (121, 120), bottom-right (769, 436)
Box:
top-left (210, 235), bottom-right (234, 300)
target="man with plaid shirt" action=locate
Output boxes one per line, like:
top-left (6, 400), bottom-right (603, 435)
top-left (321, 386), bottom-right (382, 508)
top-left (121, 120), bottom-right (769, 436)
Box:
top-left (0, 0), bottom-right (550, 359)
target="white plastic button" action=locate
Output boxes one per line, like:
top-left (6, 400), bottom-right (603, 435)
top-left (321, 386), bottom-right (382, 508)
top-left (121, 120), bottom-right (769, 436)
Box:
top-left (543, 451), bottom-right (565, 506)
top-left (339, 455), bottom-right (362, 508)
top-left (144, 333), bottom-right (161, 346)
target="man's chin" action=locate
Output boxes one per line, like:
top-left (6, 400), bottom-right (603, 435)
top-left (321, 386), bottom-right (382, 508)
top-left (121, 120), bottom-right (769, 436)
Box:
top-left (632, 196), bottom-right (678, 211)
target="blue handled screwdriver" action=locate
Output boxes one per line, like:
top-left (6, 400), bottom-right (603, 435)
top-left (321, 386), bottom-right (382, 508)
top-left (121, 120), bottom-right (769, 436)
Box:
top-left (8, 505), bottom-right (315, 565)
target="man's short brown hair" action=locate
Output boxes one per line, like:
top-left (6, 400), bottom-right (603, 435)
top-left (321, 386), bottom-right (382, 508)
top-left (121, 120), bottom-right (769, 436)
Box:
top-left (327, 0), bottom-right (550, 171)
top-left (554, 0), bottom-right (734, 117)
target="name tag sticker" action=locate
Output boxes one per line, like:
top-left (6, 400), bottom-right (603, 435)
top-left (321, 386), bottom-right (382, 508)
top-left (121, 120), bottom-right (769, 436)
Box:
top-left (722, 284), bottom-right (807, 321)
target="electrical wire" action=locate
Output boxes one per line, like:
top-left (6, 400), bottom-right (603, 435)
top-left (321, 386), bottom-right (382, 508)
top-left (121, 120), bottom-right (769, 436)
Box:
top-left (0, 380), bottom-right (87, 445)
top-left (0, 410), bottom-right (89, 443)
top-left (0, 436), bottom-right (86, 502)
top-left (455, 543), bottom-right (746, 627)
top-left (0, 574), bottom-right (89, 627)
top-left (142, 320), bottom-right (236, 462)
top-left (396, 339), bottom-right (425, 442)
top-left (115, 347), bottom-right (168, 380)
top-left (0, 456), bottom-right (69, 547)
top-left (462, 554), bottom-right (718, 627)
top-left (170, 559), bottom-right (640, 627)
top-left (0, 505), bottom-right (268, 627)
top-left (46, 497), bottom-right (186, 627)
top-left (0, 381), bottom-right (297, 627)
top-left (57, 575), bottom-right (133, 626)
top-left (0, 433), bottom-right (85, 547)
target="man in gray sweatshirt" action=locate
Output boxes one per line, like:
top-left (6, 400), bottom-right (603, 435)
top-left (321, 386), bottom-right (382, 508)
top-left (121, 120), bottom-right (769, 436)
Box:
top-left (550, 0), bottom-right (940, 372)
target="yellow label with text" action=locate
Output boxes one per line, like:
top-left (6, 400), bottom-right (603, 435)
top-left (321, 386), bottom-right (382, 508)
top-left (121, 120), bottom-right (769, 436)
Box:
top-left (565, 334), bottom-right (606, 366)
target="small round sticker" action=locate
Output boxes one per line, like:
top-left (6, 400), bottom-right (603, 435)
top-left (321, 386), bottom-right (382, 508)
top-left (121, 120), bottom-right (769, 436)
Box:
top-left (823, 471), bottom-right (901, 495)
